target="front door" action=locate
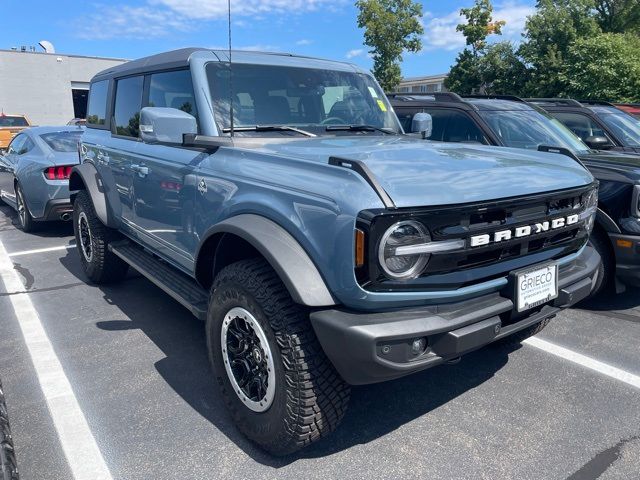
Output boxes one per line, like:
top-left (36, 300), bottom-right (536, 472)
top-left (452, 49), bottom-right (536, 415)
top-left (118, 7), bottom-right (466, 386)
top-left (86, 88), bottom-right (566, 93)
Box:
top-left (130, 69), bottom-right (201, 271)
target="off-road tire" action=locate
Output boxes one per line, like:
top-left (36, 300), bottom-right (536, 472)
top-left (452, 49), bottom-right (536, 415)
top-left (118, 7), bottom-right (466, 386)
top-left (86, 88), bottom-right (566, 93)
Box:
top-left (207, 258), bottom-right (350, 455)
top-left (73, 190), bottom-right (128, 284)
top-left (15, 184), bottom-right (35, 233)
top-left (496, 317), bottom-right (551, 349)
top-left (0, 380), bottom-right (19, 480)
top-left (588, 227), bottom-right (613, 297)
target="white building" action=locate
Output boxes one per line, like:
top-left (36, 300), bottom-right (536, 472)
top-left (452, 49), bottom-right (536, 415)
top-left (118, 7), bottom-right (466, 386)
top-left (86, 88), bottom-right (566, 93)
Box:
top-left (396, 74), bottom-right (448, 94)
top-left (0, 43), bottom-right (126, 125)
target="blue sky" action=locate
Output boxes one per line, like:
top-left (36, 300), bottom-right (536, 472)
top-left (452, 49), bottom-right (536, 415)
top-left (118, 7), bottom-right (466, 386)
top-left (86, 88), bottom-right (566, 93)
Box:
top-left (2, 0), bottom-right (535, 77)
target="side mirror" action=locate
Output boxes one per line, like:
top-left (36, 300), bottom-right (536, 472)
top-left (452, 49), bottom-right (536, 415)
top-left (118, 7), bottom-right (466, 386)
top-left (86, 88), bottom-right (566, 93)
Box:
top-left (584, 135), bottom-right (613, 150)
top-left (139, 107), bottom-right (197, 144)
top-left (411, 112), bottom-right (433, 139)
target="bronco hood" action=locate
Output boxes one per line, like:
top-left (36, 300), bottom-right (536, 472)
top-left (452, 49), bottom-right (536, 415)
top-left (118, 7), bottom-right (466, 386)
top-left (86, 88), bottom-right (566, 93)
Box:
top-left (254, 137), bottom-right (595, 208)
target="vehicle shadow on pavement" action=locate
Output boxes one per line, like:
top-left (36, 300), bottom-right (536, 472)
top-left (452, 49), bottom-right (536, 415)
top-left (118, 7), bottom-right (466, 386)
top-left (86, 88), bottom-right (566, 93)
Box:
top-left (0, 204), bottom-right (73, 237)
top-left (578, 286), bottom-right (640, 312)
top-left (58, 247), bottom-right (514, 467)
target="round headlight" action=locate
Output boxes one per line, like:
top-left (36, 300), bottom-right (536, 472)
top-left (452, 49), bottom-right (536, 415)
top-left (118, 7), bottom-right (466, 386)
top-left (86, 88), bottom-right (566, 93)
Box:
top-left (378, 220), bottom-right (430, 280)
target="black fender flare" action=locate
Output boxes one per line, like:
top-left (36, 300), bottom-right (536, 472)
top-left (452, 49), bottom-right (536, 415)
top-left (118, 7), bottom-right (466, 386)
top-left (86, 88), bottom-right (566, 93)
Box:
top-left (69, 163), bottom-right (119, 228)
top-left (596, 208), bottom-right (621, 234)
top-left (199, 214), bottom-right (336, 307)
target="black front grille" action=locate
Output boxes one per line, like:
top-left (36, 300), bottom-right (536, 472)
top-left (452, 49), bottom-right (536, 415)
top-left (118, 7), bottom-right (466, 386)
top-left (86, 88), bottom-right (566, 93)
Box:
top-left (357, 184), bottom-right (595, 291)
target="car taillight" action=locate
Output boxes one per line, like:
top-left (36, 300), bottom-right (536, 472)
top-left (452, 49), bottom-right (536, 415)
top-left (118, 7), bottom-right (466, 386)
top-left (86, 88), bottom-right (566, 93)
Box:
top-left (44, 166), bottom-right (73, 180)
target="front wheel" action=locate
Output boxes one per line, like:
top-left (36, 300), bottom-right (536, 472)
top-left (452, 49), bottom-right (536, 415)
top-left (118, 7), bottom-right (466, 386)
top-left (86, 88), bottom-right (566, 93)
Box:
top-left (587, 228), bottom-right (613, 297)
top-left (73, 190), bottom-right (129, 284)
top-left (496, 317), bottom-right (551, 349)
top-left (207, 258), bottom-right (350, 455)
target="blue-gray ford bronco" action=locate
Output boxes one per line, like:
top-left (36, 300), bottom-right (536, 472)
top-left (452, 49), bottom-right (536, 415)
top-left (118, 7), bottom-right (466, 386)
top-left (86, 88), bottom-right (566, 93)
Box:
top-left (71, 48), bottom-right (601, 454)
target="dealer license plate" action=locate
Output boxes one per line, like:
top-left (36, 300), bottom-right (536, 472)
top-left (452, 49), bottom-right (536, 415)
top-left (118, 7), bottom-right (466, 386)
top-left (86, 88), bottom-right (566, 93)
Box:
top-left (516, 263), bottom-right (558, 312)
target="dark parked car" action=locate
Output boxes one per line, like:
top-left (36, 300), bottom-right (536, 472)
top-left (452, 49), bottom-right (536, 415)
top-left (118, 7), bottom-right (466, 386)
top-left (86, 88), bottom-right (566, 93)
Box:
top-left (0, 379), bottom-right (19, 480)
top-left (526, 99), bottom-right (640, 154)
top-left (389, 93), bottom-right (640, 293)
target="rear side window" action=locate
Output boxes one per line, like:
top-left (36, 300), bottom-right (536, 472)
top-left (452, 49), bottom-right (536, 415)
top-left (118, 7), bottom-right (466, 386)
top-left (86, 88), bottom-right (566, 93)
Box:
top-left (86, 80), bottom-right (109, 127)
top-left (40, 131), bottom-right (84, 152)
top-left (148, 70), bottom-right (198, 125)
top-left (114, 76), bottom-right (144, 137)
top-left (0, 116), bottom-right (28, 127)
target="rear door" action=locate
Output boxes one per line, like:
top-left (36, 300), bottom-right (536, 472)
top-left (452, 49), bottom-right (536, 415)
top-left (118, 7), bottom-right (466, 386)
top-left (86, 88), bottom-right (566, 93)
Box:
top-left (107, 75), bottom-right (145, 225)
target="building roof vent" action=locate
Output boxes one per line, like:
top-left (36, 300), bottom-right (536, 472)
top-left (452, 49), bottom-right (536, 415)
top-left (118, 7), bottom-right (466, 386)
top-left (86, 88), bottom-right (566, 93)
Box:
top-left (39, 40), bottom-right (55, 54)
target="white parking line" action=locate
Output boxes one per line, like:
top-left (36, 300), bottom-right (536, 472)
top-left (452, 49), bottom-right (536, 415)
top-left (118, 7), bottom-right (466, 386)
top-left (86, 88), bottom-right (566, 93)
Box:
top-left (8, 244), bottom-right (76, 257)
top-left (525, 337), bottom-right (640, 390)
top-left (0, 239), bottom-right (113, 480)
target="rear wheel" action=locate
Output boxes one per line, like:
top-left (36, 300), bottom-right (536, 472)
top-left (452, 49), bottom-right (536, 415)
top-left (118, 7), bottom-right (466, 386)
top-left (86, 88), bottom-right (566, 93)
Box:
top-left (73, 190), bottom-right (128, 284)
top-left (15, 183), bottom-right (35, 233)
top-left (0, 380), bottom-right (19, 480)
top-left (207, 258), bottom-right (350, 455)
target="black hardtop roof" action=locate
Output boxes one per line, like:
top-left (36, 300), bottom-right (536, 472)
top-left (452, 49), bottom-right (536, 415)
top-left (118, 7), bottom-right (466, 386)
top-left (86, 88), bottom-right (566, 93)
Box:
top-left (387, 92), bottom-right (535, 111)
top-left (92, 48), bottom-right (202, 81)
top-left (91, 47), bottom-right (330, 82)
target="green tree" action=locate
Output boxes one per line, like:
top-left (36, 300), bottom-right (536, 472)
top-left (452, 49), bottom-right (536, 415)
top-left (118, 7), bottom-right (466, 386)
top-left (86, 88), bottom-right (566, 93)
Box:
top-left (445, 0), bottom-right (508, 94)
top-left (561, 33), bottom-right (640, 101)
top-left (478, 42), bottom-right (528, 95)
top-left (594, 0), bottom-right (640, 33)
top-left (356, 0), bottom-right (424, 91)
top-left (519, 0), bottom-right (600, 96)
top-left (457, 0), bottom-right (505, 52)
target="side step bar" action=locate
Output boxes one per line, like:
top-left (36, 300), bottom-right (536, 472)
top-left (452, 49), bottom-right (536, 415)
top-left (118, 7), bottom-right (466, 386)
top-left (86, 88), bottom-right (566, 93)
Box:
top-left (109, 242), bottom-right (209, 320)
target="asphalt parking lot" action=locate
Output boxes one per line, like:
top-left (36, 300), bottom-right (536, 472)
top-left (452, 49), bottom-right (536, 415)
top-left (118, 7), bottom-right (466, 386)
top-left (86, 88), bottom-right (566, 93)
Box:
top-left (0, 203), bottom-right (639, 480)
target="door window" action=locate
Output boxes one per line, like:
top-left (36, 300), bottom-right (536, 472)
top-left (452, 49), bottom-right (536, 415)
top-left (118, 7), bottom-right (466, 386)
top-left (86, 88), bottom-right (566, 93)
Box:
top-left (148, 70), bottom-right (199, 126)
top-left (114, 76), bottom-right (144, 137)
top-left (422, 108), bottom-right (487, 144)
top-left (551, 112), bottom-right (611, 143)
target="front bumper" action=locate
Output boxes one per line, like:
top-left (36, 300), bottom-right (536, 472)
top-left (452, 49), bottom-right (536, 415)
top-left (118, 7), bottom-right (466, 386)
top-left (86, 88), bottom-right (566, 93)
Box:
top-left (310, 245), bottom-right (600, 385)
top-left (610, 233), bottom-right (640, 287)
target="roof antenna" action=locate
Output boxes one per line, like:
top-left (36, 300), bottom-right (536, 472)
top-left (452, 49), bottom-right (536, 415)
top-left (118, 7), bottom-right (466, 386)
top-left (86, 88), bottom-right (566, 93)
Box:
top-left (228, 0), bottom-right (234, 137)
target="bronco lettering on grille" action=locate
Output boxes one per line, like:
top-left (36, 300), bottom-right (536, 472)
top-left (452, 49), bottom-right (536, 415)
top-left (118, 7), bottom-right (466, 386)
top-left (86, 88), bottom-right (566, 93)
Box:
top-left (469, 214), bottom-right (579, 247)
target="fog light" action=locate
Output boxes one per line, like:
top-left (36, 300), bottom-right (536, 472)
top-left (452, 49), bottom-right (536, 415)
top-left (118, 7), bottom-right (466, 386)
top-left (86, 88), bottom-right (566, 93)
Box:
top-left (411, 337), bottom-right (427, 356)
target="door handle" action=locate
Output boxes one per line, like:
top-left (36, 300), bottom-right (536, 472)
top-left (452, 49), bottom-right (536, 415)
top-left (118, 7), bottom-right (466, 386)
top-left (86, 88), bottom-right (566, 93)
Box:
top-left (131, 164), bottom-right (149, 177)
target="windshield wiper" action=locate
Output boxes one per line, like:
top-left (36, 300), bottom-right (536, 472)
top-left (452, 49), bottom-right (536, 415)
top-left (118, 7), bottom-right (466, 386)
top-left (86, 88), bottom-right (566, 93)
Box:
top-left (325, 124), bottom-right (397, 135)
top-left (222, 125), bottom-right (316, 137)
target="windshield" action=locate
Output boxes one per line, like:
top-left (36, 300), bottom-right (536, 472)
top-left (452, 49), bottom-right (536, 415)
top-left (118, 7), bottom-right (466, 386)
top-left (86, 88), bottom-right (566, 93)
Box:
top-left (206, 63), bottom-right (401, 136)
top-left (40, 131), bottom-right (83, 152)
top-left (592, 107), bottom-right (640, 147)
top-left (0, 116), bottom-right (28, 127)
top-left (478, 109), bottom-right (589, 153)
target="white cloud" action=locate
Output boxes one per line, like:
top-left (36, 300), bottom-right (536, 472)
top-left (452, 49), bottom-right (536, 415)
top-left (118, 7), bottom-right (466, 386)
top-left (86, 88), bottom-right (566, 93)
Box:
top-left (154, 0), bottom-right (345, 19)
top-left (77, 5), bottom-right (193, 39)
top-left (421, 2), bottom-right (534, 52)
top-left (346, 48), bottom-right (364, 59)
top-left (77, 0), bottom-right (347, 39)
top-left (296, 39), bottom-right (312, 45)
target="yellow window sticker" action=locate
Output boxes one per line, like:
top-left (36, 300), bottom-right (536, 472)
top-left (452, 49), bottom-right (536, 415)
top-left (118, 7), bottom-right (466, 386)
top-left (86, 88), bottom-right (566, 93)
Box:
top-left (376, 99), bottom-right (387, 112)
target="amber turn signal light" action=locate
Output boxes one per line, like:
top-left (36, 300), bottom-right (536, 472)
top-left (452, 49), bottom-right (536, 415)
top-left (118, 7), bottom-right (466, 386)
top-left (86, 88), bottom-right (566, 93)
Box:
top-left (355, 229), bottom-right (365, 267)
top-left (617, 239), bottom-right (633, 249)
